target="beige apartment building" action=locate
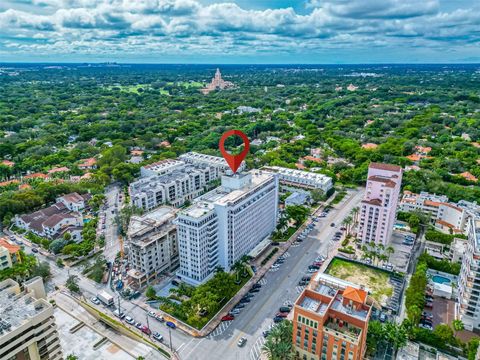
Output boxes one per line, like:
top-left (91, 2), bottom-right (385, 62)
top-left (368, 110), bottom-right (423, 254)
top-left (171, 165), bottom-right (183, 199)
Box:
top-left (0, 277), bottom-right (63, 360)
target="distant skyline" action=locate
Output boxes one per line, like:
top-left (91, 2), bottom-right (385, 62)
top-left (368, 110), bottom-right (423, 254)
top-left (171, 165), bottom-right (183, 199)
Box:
top-left (1, 0), bottom-right (480, 64)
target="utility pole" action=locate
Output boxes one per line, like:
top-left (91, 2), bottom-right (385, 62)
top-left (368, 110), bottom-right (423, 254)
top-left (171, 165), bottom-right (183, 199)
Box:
top-left (117, 295), bottom-right (121, 320)
top-left (146, 312), bottom-right (150, 337)
top-left (168, 327), bottom-right (173, 351)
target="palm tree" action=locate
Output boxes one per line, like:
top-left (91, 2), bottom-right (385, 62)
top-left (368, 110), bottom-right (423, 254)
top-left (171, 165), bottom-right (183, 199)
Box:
top-left (231, 261), bottom-right (243, 281)
top-left (352, 206), bottom-right (360, 224)
top-left (385, 246), bottom-right (394, 263)
top-left (452, 319), bottom-right (464, 338)
top-left (262, 320), bottom-right (294, 360)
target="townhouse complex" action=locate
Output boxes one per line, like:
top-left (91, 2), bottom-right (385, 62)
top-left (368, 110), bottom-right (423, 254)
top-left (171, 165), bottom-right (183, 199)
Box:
top-left (358, 163), bottom-right (403, 245)
top-left (293, 273), bottom-right (372, 360)
top-left (175, 170), bottom-right (279, 285)
top-left (0, 277), bottom-right (63, 360)
top-left (399, 190), bottom-right (479, 235)
top-left (14, 192), bottom-right (91, 242)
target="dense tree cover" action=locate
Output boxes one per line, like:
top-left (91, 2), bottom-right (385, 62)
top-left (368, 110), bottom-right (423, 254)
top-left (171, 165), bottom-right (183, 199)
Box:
top-left (0, 64), bottom-right (478, 206)
top-left (366, 320), bottom-right (408, 355)
top-left (419, 252), bottom-right (461, 275)
top-left (157, 269), bottom-right (249, 329)
top-left (405, 259), bottom-right (428, 324)
top-left (0, 250), bottom-right (37, 281)
top-left (262, 320), bottom-right (294, 360)
top-left (425, 229), bottom-right (466, 245)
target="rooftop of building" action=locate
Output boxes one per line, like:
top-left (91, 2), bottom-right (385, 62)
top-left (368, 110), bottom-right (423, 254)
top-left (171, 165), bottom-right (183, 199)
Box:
top-left (299, 295), bottom-right (330, 316)
top-left (128, 206), bottom-right (176, 238)
top-left (179, 171), bottom-right (274, 219)
top-left (0, 279), bottom-right (51, 337)
top-left (179, 152), bottom-right (230, 166)
top-left (369, 162), bottom-right (402, 172)
top-left (142, 159), bottom-right (184, 171)
top-left (263, 166), bottom-right (331, 183)
top-left (0, 238), bottom-right (20, 254)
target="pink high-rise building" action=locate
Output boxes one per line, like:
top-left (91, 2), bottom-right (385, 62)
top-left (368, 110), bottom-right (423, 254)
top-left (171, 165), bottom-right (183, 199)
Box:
top-left (357, 163), bottom-right (403, 245)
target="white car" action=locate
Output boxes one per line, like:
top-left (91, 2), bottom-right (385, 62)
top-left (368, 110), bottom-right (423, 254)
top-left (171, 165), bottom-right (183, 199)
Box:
top-left (148, 310), bottom-right (157, 317)
top-left (307, 268), bottom-right (317, 273)
top-left (125, 316), bottom-right (135, 325)
top-left (90, 297), bottom-right (100, 305)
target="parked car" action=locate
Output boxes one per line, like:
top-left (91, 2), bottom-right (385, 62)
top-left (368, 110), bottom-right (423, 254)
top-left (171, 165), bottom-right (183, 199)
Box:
top-left (166, 321), bottom-right (176, 329)
top-left (301, 276), bottom-right (311, 281)
top-left (379, 313), bottom-right (386, 323)
top-left (141, 325), bottom-right (151, 335)
top-left (252, 283), bottom-right (262, 289)
top-left (271, 242), bottom-right (280, 246)
top-left (113, 309), bottom-right (125, 319)
top-left (330, 223), bottom-right (335, 227)
top-left (171, 280), bottom-right (180, 286)
top-left (31, 248), bottom-right (39, 253)
top-left (275, 312), bottom-right (288, 318)
top-left (279, 307), bottom-right (291, 313)
top-left (273, 316), bottom-right (285, 323)
top-left (249, 287), bottom-right (260, 293)
top-left (422, 312), bottom-right (433, 321)
top-left (135, 322), bottom-right (142, 329)
top-left (221, 314), bottom-right (235, 321)
top-left (237, 337), bottom-right (247, 347)
top-left (125, 316), bottom-right (135, 325)
top-left (240, 297), bottom-right (251, 303)
top-left (307, 268), bottom-right (317, 273)
top-left (153, 332), bottom-right (163, 341)
top-left (148, 311), bottom-right (157, 317)
top-left (298, 280), bottom-right (308, 286)
top-left (155, 314), bottom-right (164, 322)
top-left (312, 261), bottom-right (323, 267)
top-left (308, 265), bottom-right (320, 270)
top-left (425, 302), bottom-right (433, 309)
top-left (235, 303), bottom-right (245, 309)
top-left (230, 309), bottom-right (241, 316)
top-left (419, 323), bottom-right (433, 330)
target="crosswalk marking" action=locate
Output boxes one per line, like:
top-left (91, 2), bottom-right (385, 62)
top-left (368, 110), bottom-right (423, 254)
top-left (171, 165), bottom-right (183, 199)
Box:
top-left (291, 242), bottom-right (300, 247)
top-left (283, 300), bottom-right (294, 307)
top-left (282, 251), bottom-right (291, 258)
top-left (259, 278), bottom-right (267, 286)
top-left (295, 286), bottom-right (305, 294)
top-left (207, 320), bottom-right (233, 338)
top-left (249, 336), bottom-right (266, 360)
top-left (268, 267), bottom-right (280, 272)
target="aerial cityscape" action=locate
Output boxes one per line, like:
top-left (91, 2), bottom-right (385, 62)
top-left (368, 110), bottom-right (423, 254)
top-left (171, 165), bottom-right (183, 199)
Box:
top-left (1, 1), bottom-right (480, 360)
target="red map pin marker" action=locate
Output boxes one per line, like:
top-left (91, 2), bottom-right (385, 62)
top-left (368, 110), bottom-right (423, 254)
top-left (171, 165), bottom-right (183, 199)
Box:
top-left (219, 129), bottom-right (250, 174)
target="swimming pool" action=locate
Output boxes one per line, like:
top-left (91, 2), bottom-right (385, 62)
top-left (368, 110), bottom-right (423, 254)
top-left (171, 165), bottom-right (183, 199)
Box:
top-left (432, 275), bottom-right (451, 285)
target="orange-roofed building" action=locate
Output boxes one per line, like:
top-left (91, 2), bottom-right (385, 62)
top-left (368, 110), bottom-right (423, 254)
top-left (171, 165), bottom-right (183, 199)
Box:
top-left (19, 183), bottom-right (31, 190)
top-left (0, 238), bottom-right (21, 269)
top-left (361, 143), bottom-right (378, 150)
top-left (295, 163), bottom-right (306, 170)
top-left (48, 166), bottom-right (70, 174)
top-left (78, 158), bottom-right (97, 170)
top-left (131, 150), bottom-right (144, 156)
top-left (415, 145), bottom-right (432, 154)
top-left (303, 156), bottom-right (322, 163)
top-left (293, 273), bottom-right (372, 360)
top-left (1, 160), bottom-right (15, 167)
top-left (406, 154), bottom-right (421, 162)
top-left (0, 179), bottom-right (19, 187)
top-left (158, 141), bottom-right (171, 148)
top-left (24, 173), bottom-right (48, 180)
top-left (472, 142), bottom-right (480, 148)
top-left (459, 172), bottom-right (478, 182)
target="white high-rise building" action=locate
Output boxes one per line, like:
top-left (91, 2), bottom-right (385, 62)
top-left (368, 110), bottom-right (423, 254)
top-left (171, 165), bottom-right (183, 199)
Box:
top-left (179, 152), bottom-right (245, 175)
top-left (357, 163), bottom-right (402, 245)
top-left (175, 170), bottom-right (279, 285)
top-left (457, 215), bottom-right (480, 331)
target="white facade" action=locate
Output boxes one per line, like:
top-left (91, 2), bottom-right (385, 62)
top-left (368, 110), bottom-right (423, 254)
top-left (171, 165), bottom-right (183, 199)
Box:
top-left (126, 207), bottom-right (178, 287)
top-left (457, 215), bottom-right (480, 331)
top-left (263, 166), bottom-right (333, 193)
top-left (175, 171), bottom-right (279, 285)
top-left (399, 191), bottom-right (468, 234)
top-left (140, 159), bottom-right (185, 177)
top-left (129, 161), bottom-right (219, 210)
top-left (0, 278), bottom-right (63, 360)
top-left (179, 152), bottom-right (245, 175)
top-left (358, 163), bottom-right (402, 245)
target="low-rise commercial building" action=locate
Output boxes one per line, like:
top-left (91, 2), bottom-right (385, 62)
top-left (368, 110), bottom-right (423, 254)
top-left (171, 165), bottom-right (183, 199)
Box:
top-left (263, 166), bottom-right (333, 193)
top-left (126, 206), bottom-right (178, 288)
top-left (175, 170), bottom-right (279, 285)
top-left (179, 151), bottom-right (245, 175)
top-left (0, 277), bottom-right (63, 360)
top-left (293, 273), bottom-right (372, 360)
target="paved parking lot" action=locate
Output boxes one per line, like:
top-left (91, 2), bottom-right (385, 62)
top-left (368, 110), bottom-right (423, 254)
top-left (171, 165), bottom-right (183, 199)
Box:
top-left (389, 230), bottom-right (416, 272)
top-left (431, 296), bottom-right (455, 327)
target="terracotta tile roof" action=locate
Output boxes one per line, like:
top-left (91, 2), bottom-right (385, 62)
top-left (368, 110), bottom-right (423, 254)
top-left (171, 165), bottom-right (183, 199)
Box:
top-left (48, 166), bottom-right (70, 174)
top-left (19, 183), bottom-right (31, 190)
top-left (415, 145), bottom-right (432, 154)
top-left (406, 154), bottom-right (421, 162)
top-left (295, 163), bottom-right (306, 170)
top-left (343, 287), bottom-right (367, 304)
top-left (303, 156), bottom-right (322, 163)
top-left (0, 179), bottom-right (19, 187)
top-left (459, 172), bottom-right (478, 182)
top-left (78, 158), bottom-right (97, 168)
top-left (368, 175), bottom-right (397, 188)
top-left (24, 173), bottom-right (48, 180)
top-left (369, 162), bottom-right (402, 172)
top-left (424, 200), bottom-right (441, 208)
top-left (59, 192), bottom-right (84, 203)
top-left (441, 203), bottom-right (463, 212)
top-left (1, 160), bottom-right (15, 167)
top-left (435, 219), bottom-right (455, 229)
top-left (0, 238), bottom-right (20, 254)
top-left (131, 150), bottom-right (144, 156)
top-left (472, 142), bottom-right (480, 148)
top-left (362, 143), bottom-right (378, 150)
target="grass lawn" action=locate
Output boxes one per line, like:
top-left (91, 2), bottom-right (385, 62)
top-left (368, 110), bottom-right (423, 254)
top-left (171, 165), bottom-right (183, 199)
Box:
top-left (107, 84), bottom-right (169, 95)
top-left (177, 81), bottom-right (204, 88)
top-left (326, 258), bottom-right (393, 305)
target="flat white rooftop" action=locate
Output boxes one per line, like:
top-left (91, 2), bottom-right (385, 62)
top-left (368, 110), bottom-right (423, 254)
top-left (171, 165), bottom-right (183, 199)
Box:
top-left (128, 206), bottom-right (176, 236)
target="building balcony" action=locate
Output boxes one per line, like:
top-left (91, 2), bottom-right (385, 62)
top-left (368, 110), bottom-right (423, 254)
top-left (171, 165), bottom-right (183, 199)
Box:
top-left (323, 319), bottom-right (361, 344)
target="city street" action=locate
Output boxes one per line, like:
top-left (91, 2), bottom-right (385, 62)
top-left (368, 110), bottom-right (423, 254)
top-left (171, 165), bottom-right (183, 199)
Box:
top-left (103, 184), bottom-right (124, 261)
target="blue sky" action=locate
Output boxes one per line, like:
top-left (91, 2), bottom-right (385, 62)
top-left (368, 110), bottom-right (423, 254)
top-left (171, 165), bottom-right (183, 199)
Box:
top-left (1, 0), bottom-right (479, 63)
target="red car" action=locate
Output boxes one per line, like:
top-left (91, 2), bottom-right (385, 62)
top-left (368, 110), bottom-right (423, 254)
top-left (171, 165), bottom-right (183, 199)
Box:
top-left (141, 325), bottom-right (151, 335)
top-left (313, 261), bottom-right (323, 267)
top-left (276, 312), bottom-right (288, 318)
top-left (221, 315), bottom-right (235, 321)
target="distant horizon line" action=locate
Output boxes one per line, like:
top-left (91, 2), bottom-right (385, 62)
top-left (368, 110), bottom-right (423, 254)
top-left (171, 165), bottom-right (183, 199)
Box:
top-left (1, 61), bottom-right (480, 66)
